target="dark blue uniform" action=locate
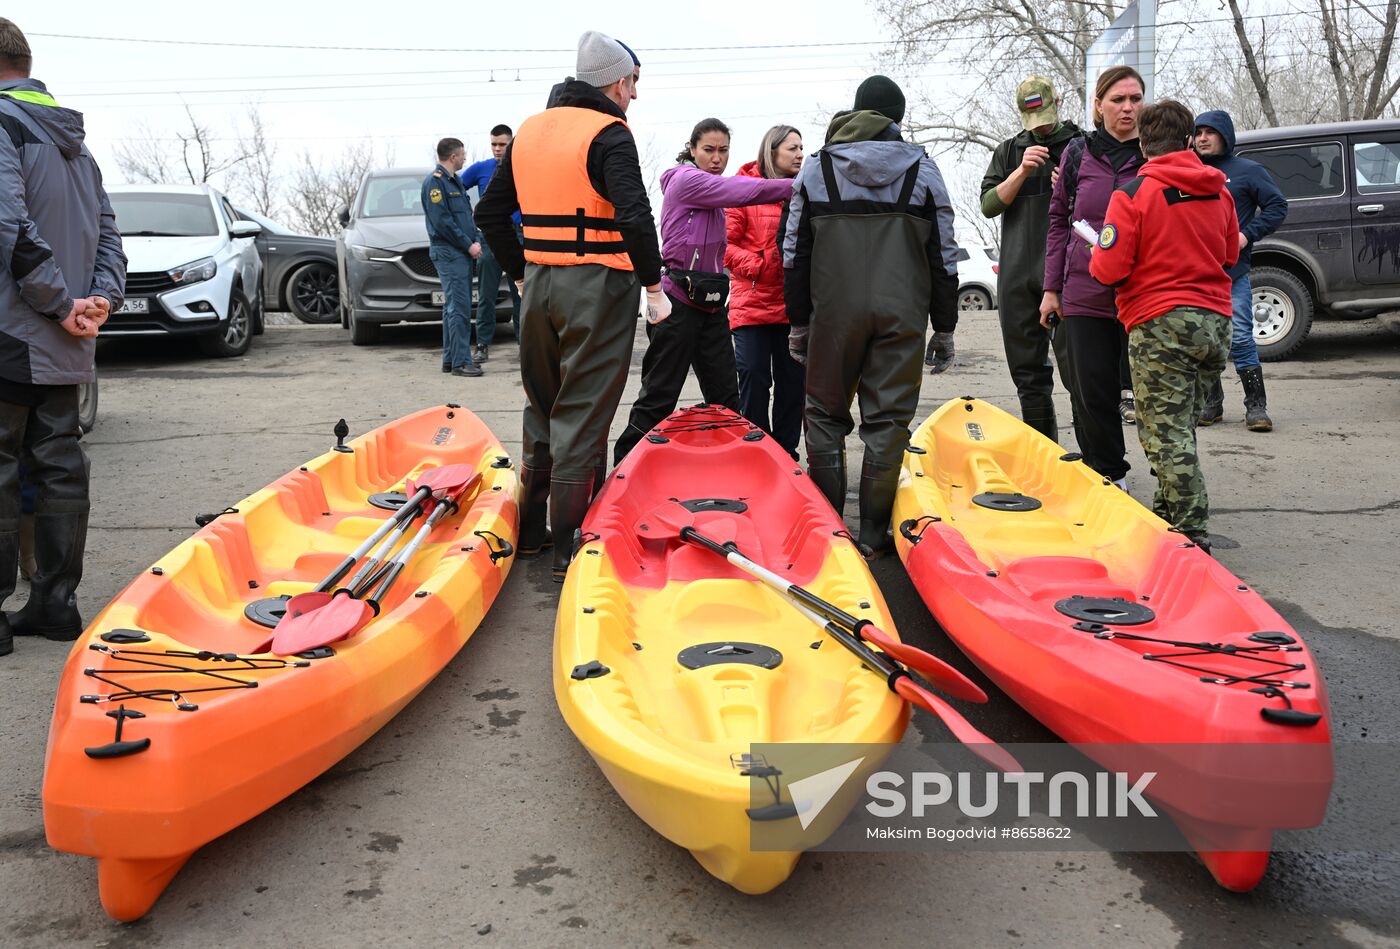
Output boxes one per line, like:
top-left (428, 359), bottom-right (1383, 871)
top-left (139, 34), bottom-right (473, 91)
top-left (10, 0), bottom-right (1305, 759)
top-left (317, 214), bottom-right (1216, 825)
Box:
top-left (422, 164), bottom-right (481, 371)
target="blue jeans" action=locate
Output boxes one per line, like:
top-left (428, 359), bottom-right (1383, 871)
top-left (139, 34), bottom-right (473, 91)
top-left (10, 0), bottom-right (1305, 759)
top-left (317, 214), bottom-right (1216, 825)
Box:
top-left (430, 245), bottom-right (475, 370)
top-left (732, 323), bottom-right (805, 457)
top-left (475, 222), bottom-right (523, 347)
top-left (1229, 272), bottom-right (1261, 370)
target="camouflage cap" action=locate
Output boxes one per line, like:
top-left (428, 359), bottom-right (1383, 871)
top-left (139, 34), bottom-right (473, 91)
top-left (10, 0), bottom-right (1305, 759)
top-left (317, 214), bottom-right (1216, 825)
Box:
top-left (1016, 75), bottom-right (1059, 131)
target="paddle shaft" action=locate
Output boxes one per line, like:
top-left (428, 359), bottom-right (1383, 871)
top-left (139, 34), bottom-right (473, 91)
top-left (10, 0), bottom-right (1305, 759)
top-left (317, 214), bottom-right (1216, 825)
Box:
top-left (346, 503), bottom-right (426, 596)
top-left (366, 499), bottom-right (456, 604)
top-left (314, 485), bottom-right (432, 593)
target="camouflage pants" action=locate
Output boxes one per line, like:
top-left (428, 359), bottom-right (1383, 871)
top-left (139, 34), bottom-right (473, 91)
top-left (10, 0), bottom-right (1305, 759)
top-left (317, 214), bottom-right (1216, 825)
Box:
top-left (1127, 307), bottom-right (1230, 539)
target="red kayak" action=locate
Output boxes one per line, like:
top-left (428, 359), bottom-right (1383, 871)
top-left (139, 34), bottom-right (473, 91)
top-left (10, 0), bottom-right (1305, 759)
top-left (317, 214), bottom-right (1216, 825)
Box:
top-left (893, 398), bottom-right (1333, 891)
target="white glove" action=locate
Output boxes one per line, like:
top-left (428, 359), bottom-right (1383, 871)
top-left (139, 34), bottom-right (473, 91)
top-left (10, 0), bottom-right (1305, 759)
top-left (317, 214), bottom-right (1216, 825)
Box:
top-left (514, 279), bottom-right (524, 296)
top-left (645, 288), bottom-right (672, 325)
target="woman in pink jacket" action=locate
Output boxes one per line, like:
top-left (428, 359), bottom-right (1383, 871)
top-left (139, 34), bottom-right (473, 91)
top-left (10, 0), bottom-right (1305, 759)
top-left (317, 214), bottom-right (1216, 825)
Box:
top-left (725, 125), bottom-right (804, 458)
top-left (614, 118), bottom-right (795, 463)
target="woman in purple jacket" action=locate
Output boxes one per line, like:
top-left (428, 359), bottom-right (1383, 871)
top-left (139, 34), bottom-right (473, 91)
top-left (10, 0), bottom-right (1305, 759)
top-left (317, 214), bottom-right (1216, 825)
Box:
top-left (1039, 65), bottom-right (1146, 488)
top-left (614, 118), bottom-right (795, 463)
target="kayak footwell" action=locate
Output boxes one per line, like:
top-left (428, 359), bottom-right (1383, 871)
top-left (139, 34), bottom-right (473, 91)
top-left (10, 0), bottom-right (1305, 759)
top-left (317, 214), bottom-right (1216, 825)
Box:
top-left (98, 853), bottom-right (193, 922)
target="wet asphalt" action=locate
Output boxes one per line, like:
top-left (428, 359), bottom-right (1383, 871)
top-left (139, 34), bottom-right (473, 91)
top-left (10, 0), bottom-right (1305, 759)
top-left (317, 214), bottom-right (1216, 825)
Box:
top-left (1, 311), bottom-right (1397, 948)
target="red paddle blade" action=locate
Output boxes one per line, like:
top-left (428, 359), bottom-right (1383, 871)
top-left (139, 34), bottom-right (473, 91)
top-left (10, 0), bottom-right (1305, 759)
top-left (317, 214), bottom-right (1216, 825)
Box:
top-left (859, 625), bottom-right (989, 704)
top-left (408, 464), bottom-right (477, 499)
top-left (894, 678), bottom-right (1023, 774)
top-left (633, 499), bottom-right (696, 541)
top-left (270, 590), bottom-right (375, 656)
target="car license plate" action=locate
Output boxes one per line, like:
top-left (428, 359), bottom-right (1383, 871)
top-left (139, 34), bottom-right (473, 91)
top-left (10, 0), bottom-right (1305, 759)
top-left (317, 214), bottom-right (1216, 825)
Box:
top-left (431, 291), bottom-right (445, 306)
top-left (117, 298), bottom-right (149, 314)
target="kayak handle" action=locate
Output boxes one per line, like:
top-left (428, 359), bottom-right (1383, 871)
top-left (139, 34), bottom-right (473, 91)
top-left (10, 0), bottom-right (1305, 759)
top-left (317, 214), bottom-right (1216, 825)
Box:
top-left (899, 515), bottom-right (941, 545)
top-left (473, 529), bottom-right (515, 564)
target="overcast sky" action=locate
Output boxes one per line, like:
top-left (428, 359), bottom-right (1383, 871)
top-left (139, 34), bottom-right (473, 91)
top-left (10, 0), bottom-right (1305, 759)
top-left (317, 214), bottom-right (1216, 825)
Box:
top-left (19, 2), bottom-right (915, 199)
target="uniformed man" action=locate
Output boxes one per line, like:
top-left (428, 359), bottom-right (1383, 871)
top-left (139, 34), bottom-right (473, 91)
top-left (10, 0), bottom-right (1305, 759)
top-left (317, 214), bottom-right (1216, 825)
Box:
top-left (979, 76), bottom-right (1083, 442)
top-left (421, 138), bottom-right (483, 377)
top-left (475, 30), bottom-right (664, 582)
top-left (1, 18), bottom-right (126, 656)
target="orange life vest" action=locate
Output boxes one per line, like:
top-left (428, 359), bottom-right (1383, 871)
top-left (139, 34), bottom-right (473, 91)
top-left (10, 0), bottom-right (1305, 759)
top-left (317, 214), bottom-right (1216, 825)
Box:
top-left (512, 107), bottom-right (633, 271)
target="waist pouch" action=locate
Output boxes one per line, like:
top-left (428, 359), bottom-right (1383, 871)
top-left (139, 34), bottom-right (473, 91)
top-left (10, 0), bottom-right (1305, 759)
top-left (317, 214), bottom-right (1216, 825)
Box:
top-left (667, 267), bottom-right (730, 307)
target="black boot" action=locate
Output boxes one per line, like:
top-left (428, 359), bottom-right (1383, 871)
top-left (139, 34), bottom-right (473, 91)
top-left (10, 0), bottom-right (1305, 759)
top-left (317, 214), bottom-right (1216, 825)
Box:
top-left (806, 451), bottom-right (847, 517)
top-left (549, 479), bottom-right (595, 582)
top-left (1199, 377), bottom-right (1224, 426)
top-left (0, 532), bottom-right (15, 656)
top-left (856, 460), bottom-right (900, 559)
top-left (517, 465), bottom-right (552, 557)
top-left (8, 511), bottom-right (87, 641)
top-left (1239, 366), bottom-right (1272, 432)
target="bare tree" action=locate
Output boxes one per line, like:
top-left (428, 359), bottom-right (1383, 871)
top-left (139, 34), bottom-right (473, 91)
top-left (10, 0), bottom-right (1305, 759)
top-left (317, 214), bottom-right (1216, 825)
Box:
top-left (284, 144), bottom-right (398, 237)
top-left (1310, 0), bottom-right (1399, 120)
top-left (113, 105), bottom-right (250, 185)
top-left (227, 108), bottom-right (280, 217)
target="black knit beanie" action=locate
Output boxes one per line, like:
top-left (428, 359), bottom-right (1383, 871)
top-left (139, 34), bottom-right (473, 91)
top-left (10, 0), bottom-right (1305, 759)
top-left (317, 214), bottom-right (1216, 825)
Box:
top-left (853, 75), bottom-right (905, 124)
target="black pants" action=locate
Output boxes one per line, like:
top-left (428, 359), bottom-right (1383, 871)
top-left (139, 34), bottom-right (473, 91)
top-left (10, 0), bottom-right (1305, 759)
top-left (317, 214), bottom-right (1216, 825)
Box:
top-left (1064, 315), bottom-right (1130, 481)
top-left (615, 294), bottom-right (739, 463)
top-left (997, 278), bottom-right (1076, 437)
top-left (732, 323), bottom-right (805, 457)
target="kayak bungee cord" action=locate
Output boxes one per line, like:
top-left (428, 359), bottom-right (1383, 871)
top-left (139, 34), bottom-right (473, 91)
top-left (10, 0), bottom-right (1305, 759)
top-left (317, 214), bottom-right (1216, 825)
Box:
top-left (80, 644), bottom-right (311, 711)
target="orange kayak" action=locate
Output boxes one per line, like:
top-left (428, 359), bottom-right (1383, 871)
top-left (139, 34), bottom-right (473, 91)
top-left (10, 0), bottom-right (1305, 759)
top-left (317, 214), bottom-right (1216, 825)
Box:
top-left (42, 405), bottom-right (518, 921)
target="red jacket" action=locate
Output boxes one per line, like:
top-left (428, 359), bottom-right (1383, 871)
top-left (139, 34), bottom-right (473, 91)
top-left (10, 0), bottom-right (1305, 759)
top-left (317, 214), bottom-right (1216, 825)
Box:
top-left (724, 161), bottom-right (788, 329)
top-left (1089, 149), bottom-right (1240, 331)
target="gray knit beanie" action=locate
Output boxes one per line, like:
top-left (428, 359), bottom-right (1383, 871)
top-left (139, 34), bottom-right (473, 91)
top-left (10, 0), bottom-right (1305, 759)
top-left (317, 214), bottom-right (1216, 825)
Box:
top-left (576, 31), bottom-right (633, 88)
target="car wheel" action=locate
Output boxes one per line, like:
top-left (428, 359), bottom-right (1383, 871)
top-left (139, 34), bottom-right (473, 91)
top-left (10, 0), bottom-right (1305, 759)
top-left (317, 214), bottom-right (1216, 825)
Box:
top-left (287, 262), bottom-right (340, 324)
top-left (958, 286), bottom-right (993, 311)
top-left (198, 288), bottom-right (255, 358)
top-left (349, 307), bottom-right (381, 345)
top-left (77, 379), bottom-right (98, 434)
top-left (1250, 266), bottom-right (1313, 362)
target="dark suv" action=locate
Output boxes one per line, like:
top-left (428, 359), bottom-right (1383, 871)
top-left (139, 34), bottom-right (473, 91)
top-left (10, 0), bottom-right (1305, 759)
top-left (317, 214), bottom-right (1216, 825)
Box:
top-left (1235, 119), bottom-right (1400, 360)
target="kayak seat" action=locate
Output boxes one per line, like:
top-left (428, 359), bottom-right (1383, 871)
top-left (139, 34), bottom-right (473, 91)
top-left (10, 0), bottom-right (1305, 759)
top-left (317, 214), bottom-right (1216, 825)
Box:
top-left (1001, 555), bottom-right (1136, 603)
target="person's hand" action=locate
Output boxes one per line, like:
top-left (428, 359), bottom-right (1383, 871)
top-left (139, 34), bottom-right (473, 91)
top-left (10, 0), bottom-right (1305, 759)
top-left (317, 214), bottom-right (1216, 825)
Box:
top-left (1238, 232), bottom-right (1248, 251)
top-left (645, 286), bottom-right (672, 324)
top-left (1051, 167), bottom-right (1060, 187)
top-left (85, 295), bottom-right (111, 328)
top-left (514, 279), bottom-right (524, 296)
top-left (468, 242), bottom-right (483, 260)
top-left (1020, 145), bottom-right (1050, 175)
top-left (788, 324), bottom-right (809, 366)
top-left (925, 331), bottom-right (956, 374)
top-left (1039, 291), bottom-right (1061, 329)
top-left (60, 299), bottom-right (97, 338)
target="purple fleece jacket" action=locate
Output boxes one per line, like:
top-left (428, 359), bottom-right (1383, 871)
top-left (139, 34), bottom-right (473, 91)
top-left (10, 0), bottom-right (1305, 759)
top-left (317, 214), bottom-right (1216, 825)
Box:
top-left (659, 163), bottom-right (794, 311)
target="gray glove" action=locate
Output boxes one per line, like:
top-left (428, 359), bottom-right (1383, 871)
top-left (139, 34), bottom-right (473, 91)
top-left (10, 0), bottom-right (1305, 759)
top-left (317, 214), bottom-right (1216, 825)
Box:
top-left (925, 331), bottom-right (955, 374)
top-left (788, 324), bottom-right (809, 366)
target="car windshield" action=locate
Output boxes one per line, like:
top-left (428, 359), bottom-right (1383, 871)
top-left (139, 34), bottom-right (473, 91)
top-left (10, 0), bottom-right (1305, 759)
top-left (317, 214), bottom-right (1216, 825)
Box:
top-left (235, 207), bottom-right (294, 235)
top-left (360, 176), bottom-right (424, 218)
top-left (109, 192), bottom-right (220, 237)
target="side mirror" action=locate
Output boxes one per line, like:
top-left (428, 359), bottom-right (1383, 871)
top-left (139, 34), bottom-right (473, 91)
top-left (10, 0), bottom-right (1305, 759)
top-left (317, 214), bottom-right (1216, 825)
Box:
top-left (954, 247), bottom-right (972, 263)
top-left (336, 205), bottom-right (351, 228)
top-left (228, 221), bottom-right (262, 239)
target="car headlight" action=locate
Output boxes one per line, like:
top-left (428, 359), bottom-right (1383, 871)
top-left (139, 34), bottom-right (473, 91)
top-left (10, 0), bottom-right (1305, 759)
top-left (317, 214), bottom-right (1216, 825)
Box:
top-left (168, 257), bottom-right (217, 285)
top-left (349, 244), bottom-right (400, 262)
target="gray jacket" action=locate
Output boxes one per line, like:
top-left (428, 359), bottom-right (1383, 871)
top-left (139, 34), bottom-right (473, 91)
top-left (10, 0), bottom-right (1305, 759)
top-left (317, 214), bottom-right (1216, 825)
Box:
top-left (1, 78), bottom-right (125, 385)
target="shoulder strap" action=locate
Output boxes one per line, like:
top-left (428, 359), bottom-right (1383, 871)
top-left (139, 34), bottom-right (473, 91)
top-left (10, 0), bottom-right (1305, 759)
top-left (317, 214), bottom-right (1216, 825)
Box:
top-left (895, 159), bottom-right (922, 213)
top-left (1062, 135), bottom-right (1088, 218)
top-left (820, 151), bottom-right (844, 212)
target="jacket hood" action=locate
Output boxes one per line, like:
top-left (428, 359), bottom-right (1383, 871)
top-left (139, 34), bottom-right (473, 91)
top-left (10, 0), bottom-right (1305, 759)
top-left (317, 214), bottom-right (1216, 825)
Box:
top-left (1194, 109), bottom-right (1236, 155)
top-left (0, 79), bottom-right (86, 160)
top-left (822, 140), bottom-right (928, 189)
top-left (825, 110), bottom-right (902, 145)
top-left (737, 160), bottom-right (762, 179)
top-left (551, 78), bottom-right (628, 121)
top-left (1142, 149), bottom-right (1227, 196)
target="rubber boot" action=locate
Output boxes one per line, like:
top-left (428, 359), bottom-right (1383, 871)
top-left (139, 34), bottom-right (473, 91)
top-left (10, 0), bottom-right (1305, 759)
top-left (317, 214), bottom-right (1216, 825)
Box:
top-left (1239, 366), bottom-right (1273, 433)
top-left (0, 532), bottom-right (15, 657)
top-left (806, 451), bottom-right (847, 517)
top-left (516, 465), bottom-right (552, 557)
top-left (1199, 377), bottom-right (1224, 426)
top-left (856, 461), bottom-right (900, 560)
top-left (549, 479), bottom-right (595, 582)
top-left (18, 513), bottom-right (35, 581)
top-left (7, 511), bottom-right (87, 641)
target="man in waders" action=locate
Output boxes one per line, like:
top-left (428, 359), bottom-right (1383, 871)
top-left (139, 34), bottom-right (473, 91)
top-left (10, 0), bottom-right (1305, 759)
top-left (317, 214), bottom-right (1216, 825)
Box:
top-left (782, 75), bottom-right (960, 558)
top-left (475, 30), bottom-right (664, 581)
top-left (979, 76), bottom-right (1083, 441)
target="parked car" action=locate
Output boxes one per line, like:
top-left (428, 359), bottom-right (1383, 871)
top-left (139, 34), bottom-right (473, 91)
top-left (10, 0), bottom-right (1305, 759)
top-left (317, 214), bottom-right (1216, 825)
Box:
top-left (236, 208), bottom-right (340, 324)
top-left (1235, 119), bottom-right (1400, 360)
top-left (957, 245), bottom-right (999, 311)
top-left (105, 185), bottom-right (264, 357)
top-left (335, 167), bottom-right (512, 345)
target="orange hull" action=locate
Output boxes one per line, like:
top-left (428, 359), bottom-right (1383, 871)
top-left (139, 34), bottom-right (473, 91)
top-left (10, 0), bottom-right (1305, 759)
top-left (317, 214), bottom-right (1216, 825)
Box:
top-left (42, 405), bottom-right (518, 920)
